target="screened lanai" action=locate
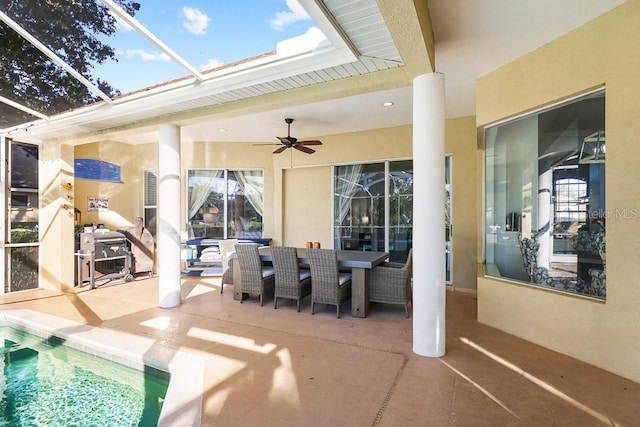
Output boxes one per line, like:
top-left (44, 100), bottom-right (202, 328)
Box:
top-left (2, 0), bottom-right (634, 396)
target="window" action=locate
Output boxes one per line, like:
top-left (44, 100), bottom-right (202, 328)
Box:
top-left (186, 169), bottom-right (263, 239)
top-left (334, 160), bottom-right (413, 263)
top-left (75, 158), bottom-right (122, 182)
top-left (445, 154), bottom-right (452, 283)
top-left (143, 169), bottom-right (157, 238)
top-left (10, 194), bottom-right (31, 209)
top-left (553, 176), bottom-right (588, 256)
top-left (484, 89), bottom-right (606, 298)
top-left (554, 178), bottom-right (587, 224)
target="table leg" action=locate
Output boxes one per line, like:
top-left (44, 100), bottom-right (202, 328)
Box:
top-left (351, 267), bottom-right (369, 318)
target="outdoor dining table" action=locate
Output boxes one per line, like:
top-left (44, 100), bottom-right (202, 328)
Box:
top-left (231, 247), bottom-right (389, 318)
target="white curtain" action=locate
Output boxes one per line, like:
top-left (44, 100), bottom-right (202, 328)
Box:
top-left (235, 170), bottom-right (263, 216)
top-left (188, 170), bottom-right (222, 220)
top-left (336, 164), bottom-right (362, 223)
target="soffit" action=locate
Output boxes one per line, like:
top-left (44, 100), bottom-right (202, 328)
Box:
top-left (2, 0), bottom-right (407, 144)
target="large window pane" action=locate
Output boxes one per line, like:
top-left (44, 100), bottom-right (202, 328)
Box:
top-left (227, 171), bottom-right (263, 239)
top-left (445, 155), bottom-right (452, 283)
top-left (484, 89), bottom-right (606, 298)
top-left (186, 169), bottom-right (263, 239)
top-left (10, 143), bottom-right (39, 243)
top-left (334, 160), bottom-right (413, 263)
top-left (389, 160), bottom-right (413, 262)
top-left (187, 170), bottom-right (224, 239)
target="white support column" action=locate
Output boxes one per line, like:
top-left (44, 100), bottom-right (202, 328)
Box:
top-left (413, 72), bottom-right (446, 357)
top-left (158, 124), bottom-right (182, 308)
top-left (537, 167), bottom-right (553, 269)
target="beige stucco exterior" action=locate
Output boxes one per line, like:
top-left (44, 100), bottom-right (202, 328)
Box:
top-left (477, 0), bottom-right (640, 382)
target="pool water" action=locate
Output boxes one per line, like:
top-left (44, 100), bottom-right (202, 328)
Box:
top-left (0, 327), bottom-right (169, 426)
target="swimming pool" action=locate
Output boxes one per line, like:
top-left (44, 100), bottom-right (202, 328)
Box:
top-left (1, 326), bottom-right (168, 426)
top-left (0, 310), bottom-right (203, 426)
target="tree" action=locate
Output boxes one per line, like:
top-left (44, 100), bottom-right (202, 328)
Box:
top-left (0, 0), bottom-right (141, 128)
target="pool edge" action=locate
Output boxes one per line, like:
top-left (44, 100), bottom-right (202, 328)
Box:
top-left (0, 309), bottom-right (203, 427)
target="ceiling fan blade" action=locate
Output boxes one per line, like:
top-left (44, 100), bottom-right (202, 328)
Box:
top-left (254, 143), bottom-right (282, 146)
top-left (297, 139), bottom-right (322, 146)
top-left (273, 146), bottom-right (288, 154)
top-left (294, 145), bottom-right (315, 154)
top-left (277, 136), bottom-right (296, 144)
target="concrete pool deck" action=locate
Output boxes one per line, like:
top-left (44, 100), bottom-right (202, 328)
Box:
top-left (2, 276), bottom-right (640, 426)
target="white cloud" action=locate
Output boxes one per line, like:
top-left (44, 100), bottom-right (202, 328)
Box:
top-left (276, 27), bottom-right (328, 54)
top-left (117, 49), bottom-right (171, 62)
top-left (200, 58), bottom-right (223, 71)
top-left (182, 6), bottom-right (210, 35)
top-left (269, 0), bottom-right (310, 31)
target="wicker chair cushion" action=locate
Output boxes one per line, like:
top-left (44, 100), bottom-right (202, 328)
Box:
top-left (338, 272), bottom-right (352, 285)
top-left (299, 269), bottom-right (311, 281)
top-left (262, 266), bottom-right (275, 278)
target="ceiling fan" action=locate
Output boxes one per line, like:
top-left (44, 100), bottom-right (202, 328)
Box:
top-left (265, 118), bottom-right (322, 154)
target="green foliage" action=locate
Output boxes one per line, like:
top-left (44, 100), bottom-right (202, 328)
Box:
top-left (9, 246), bottom-right (38, 292)
top-left (0, 0), bottom-right (141, 127)
top-left (11, 227), bottom-right (38, 243)
top-left (6, 227), bottom-right (39, 292)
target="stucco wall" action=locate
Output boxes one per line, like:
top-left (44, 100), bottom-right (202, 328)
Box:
top-left (74, 141), bottom-right (142, 230)
top-left (446, 116), bottom-right (478, 290)
top-left (476, 0), bottom-right (640, 382)
top-left (39, 141), bottom-right (75, 290)
top-left (282, 166), bottom-right (333, 248)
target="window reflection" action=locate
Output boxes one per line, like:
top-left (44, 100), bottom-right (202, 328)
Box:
top-left (484, 89), bottom-right (606, 298)
top-left (334, 160), bottom-right (413, 263)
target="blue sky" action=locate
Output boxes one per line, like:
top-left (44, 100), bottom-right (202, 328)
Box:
top-left (94, 0), bottom-right (318, 94)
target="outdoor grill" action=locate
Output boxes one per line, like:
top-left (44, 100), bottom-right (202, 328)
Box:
top-left (80, 231), bottom-right (128, 259)
top-left (77, 231), bottom-right (133, 288)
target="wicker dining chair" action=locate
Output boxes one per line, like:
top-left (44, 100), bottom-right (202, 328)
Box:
top-left (307, 248), bottom-right (352, 318)
top-left (271, 246), bottom-right (312, 311)
top-left (369, 248), bottom-right (413, 317)
top-left (218, 239), bottom-right (239, 294)
top-left (234, 244), bottom-right (275, 306)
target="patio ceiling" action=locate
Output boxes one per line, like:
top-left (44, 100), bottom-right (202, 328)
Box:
top-left (1, 0), bottom-right (627, 146)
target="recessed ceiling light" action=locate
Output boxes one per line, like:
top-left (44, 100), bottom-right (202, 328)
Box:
top-left (217, 128), bottom-right (227, 132)
top-left (382, 101), bottom-right (394, 107)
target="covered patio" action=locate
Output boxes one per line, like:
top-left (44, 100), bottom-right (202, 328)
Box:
top-left (1, 277), bottom-right (638, 425)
